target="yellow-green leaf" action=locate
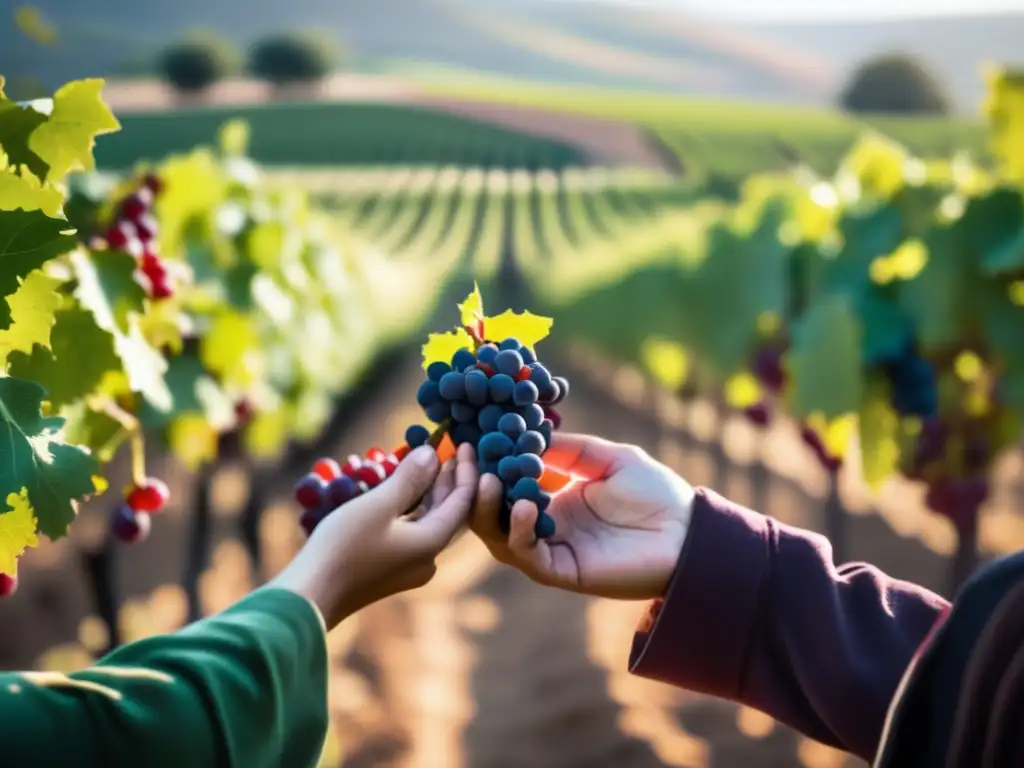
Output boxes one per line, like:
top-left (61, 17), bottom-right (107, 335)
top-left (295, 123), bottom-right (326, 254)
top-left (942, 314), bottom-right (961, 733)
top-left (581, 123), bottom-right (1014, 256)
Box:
top-left (482, 309), bottom-right (553, 349)
top-left (421, 328), bottom-right (473, 370)
top-left (218, 119), bottom-right (249, 158)
top-left (27, 79), bottom-right (120, 182)
top-left (168, 413), bottom-right (218, 470)
top-left (0, 489), bottom-right (39, 576)
top-left (859, 378), bottom-right (900, 491)
top-left (640, 338), bottom-right (689, 391)
top-left (457, 282), bottom-right (484, 328)
top-left (200, 310), bottom-right (261, 388)
top-left (0, 269), bottom-right (62, 365)
top-left (0, 153), bottom-right (63, 216)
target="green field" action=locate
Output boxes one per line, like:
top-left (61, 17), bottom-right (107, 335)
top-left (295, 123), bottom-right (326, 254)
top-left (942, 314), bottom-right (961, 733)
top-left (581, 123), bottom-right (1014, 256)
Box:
top-left (94, 101), bottom-right (589, 171)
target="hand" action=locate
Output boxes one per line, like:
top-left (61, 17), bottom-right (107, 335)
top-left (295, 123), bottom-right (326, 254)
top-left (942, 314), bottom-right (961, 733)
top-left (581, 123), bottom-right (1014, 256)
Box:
top-left (471, 434), bottom-right (694, 600)
top-left (271, 443), bottom-right (478, 629)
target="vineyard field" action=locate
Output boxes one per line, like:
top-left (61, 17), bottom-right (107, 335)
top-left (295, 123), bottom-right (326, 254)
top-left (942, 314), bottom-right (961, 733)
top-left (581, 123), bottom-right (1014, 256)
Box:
top-left (3, 66), bottom-right (1024, 768)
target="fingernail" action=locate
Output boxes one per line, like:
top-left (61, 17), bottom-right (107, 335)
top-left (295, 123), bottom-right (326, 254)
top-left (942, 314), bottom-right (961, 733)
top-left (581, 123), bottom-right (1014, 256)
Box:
top-left (410, 446), bottom-right (438, 467)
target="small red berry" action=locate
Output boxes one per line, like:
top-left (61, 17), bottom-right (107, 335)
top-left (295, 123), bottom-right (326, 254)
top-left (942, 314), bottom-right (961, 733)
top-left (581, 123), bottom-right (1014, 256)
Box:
top-left (234, 399), bottom-right (254, 424)
top-left (477, 363), bottom-right (495, 378)
top-left (149, 279), bottom-right (174, 300)
top-left (106, 222), bottom-right (135, 249)
top-left (342, 455), bottom-right (363, 478)
top-left (365, 447), bottom-right (387, 463)
top-left (0, 574), bottom-right (18, 597)
top-left (381, 455), bottom-right (400, 477)
top-left (354, 462), bottom-right (386, 488)
top-left (126, 478), bottom-right (170, 513)
top-left (142, 174), bottom-right (164, 195)
top-left (516, 366), bottom-right (532, 382)
top-left (112, 505), bottom-right (152, 543)
top-left (294, 472), bottom-right (326, 510)
top-left (312, 458), bottom-right (341, 481)
top-left (121, 192), bottom-right (150, 221)
top-left (135, 214), bottom-right (158, 242)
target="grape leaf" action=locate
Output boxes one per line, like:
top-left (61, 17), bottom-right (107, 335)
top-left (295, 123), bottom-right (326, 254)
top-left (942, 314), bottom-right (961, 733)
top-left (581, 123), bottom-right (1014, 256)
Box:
top-left (168, 413), bottom-right (219, 471)
top-left (858, 376), bottom-right (900, 491)
top-left (0, 490), bottom-right (39, 576)
top-left (0, 377), bottom-right (97, 539)
top-left (27, 79), bottom-right (120, 182)
top-left (963, 188), bottom-right (1024, 276)
top-left (71, 250), bottom-right (172, 412)
top-left (0, 154), bottom-right (63, 217)
top-left (0, 208), bottom-right (76, 328)
top-left (0, 270), bottom-right (62, 365)
top-left (60, 403), bottom-right (124, 464)
top-left (0, 88), bottom-right (49, 179)
top-left (138, 353), bottom-right (233, 431)
top-left (483, 310), bottom-right (553, 349)
top-left (421, 328), bottom-right (474, 370)
top-left (786, 295), bottom-right (862, 419)
top-left (7, 306), bottom-right (119, 408)
top-left (72, 249), bottom-right (145, 333)
top-left (457, 282), bottom-right (484, 329)
top-left (200, 310), bottom-right (261, 388)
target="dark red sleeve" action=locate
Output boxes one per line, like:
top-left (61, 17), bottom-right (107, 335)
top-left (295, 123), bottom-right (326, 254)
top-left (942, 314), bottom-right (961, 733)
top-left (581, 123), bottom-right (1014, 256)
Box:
top-left (628, 488), bottom-right (949, 762)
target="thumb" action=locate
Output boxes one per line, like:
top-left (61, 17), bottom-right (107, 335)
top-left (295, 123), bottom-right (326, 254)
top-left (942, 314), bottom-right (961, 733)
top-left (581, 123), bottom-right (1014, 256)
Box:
top-left (370, 445), bottom-right (440, 516)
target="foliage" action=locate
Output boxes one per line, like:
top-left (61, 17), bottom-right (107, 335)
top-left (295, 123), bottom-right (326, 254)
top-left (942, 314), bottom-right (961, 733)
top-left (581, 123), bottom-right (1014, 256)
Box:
top-left (158, 32), bottom-right (239, 94)
top-left (0, 78), bottom-right (454, 577)
top-left (247, 32), bottom-right (340, 86)
top-left (840, 52), bottom-right (951, 116)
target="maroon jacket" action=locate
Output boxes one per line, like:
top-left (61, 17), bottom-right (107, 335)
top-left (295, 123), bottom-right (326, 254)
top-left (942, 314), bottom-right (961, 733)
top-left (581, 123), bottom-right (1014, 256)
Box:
top-left (628, 489), bottom-right (950, 763)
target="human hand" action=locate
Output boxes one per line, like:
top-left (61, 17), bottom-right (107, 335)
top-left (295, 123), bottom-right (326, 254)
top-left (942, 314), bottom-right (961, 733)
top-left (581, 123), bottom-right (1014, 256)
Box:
top-left (471, 434), bottom-right (694, 600)
top-left (271, 443), bottom-right (478, 629)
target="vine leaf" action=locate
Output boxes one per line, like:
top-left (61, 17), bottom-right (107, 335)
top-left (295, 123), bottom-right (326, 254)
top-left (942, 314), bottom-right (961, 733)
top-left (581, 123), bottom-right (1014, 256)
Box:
top-left (0, 490), bottom-right (39, 576)
top-left (7, 306), bottom-right (120, 409)
top-left (457, 282), bottom-right (484, 333)
top-left (27, 79), bottom-right (120, 182)
top-left (71, 250), bottom-right (172, 412)
top-left (0, 377), bottom-right (97, 540)
top-left (0, 153), bottom-right (63, 217)
top-left (421, 328), bottom-right (474, 370)
top-left (0, 208), bottom-right (76, 328)
top-left (483, 310), bottom-right (553, 349)
top-left (0, 270), bottom-right (62, 365)
top-left (786, 295), bottom-right (862, 419)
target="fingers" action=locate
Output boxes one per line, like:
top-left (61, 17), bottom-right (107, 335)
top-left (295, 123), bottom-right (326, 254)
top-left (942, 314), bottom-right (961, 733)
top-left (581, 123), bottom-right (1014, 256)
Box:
top-left (542, 433), bottom-right (636, 480)
top-left (507, 501), bottom-right (554, 574)
top-left (401, 442), bottom-right (479, 550)
top-left (469, 473), bottom-right (505, 546)
top-left (372, 445), bottom-right (441, 516)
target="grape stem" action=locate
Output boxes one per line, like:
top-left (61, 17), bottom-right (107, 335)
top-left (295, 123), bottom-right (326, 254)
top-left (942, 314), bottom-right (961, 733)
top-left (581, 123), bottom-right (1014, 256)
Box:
top-left (428, 420), bottom-right (450, 449)
top-left (88, 396), bottom-right (148, 488)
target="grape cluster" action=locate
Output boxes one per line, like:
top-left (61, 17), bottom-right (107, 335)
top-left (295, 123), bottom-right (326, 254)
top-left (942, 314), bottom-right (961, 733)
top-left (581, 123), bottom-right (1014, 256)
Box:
top-left (110, 477), bottom-right (171, 544)
top-left (104, 174), bottom-right (175, 300)
top-left (744, 344), bottom-right (787, 430)
top-left (413, 337), bottom-right (569, 538)
top-left (293, 447), bottom-right (404, 536)
top-left (882, 344), bottom-right (938, 419)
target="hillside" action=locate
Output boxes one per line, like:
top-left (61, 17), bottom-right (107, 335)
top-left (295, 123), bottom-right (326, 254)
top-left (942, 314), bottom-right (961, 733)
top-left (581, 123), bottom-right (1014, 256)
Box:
top-left (2, 0), bottom-right (1020, 111)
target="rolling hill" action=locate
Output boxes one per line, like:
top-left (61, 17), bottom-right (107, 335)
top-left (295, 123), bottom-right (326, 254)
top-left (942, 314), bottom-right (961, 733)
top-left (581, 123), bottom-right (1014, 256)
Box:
top-left (2, 0), bottom-right (1021, 111)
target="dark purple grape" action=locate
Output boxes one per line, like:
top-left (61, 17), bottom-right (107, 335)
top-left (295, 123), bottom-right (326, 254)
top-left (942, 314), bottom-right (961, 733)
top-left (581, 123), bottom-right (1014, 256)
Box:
top-left (520, 347), bottom-right (537, 364)
top-left (534, 512), bottom-right (556, 539)
top-left (488, 374), bottom-right (515, 403)
top-left (405, 424), bottom-right (430, 448)
top-left (495, 349), bottom-right (524, 377)
top-left (743, 402), bottom-right (771, 427)
top-left (551, 377), bottom-right (569, 404)
top-left (417, 380), bottom-right (441, 408)
top-left (425, 401), bottom-right (450, 423)
top-left (427, 362), bottom-right (451, 382)
top-left (517, 453), bottom-right (544, 479)
top-left (465, 370), bottom-right (489, 406)
top-left (451, 400), bottom-right (477, 423)
top-left (498, 412), bottom-right (527, 441)
top-left (451, 348), bottom-right (477, 372)
top-left (438, 372), bottom-right (467, 401)
top-left (498, 338), bottom-right (521, 351)
top-left (294, 472), bottom-right (326, 509)
top-left (513, 380), bottom-right (539, 406)
top-left (477, 344), bottom-right (499, 366)
top-left (479, 432), bottom-right (515, 461)
top-left (509, 477), bottom-right (541, 503)
top-left (521, 404), bottom-right (545, 430)
top-left (111, 505), bottom-right (151, 543)
top-left (452, 422), bottom-right (483, 447)
top-left (478, 404), bottom-right (504, 433)
top-left (754, 346), bottom-right (786, 391)
top-left (326, 476), bottom-right (361, 508)
top-left (498, 455), bottom-right (523, 485)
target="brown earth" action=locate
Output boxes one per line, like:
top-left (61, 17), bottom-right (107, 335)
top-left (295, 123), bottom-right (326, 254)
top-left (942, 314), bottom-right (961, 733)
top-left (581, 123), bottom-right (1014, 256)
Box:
top-left (7, 331), bottom-right (1022, 767)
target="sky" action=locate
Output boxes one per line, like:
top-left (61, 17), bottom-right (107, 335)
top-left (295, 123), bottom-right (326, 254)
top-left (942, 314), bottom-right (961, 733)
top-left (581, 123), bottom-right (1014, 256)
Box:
top-left (550, 0), bottom-right (1024, 21)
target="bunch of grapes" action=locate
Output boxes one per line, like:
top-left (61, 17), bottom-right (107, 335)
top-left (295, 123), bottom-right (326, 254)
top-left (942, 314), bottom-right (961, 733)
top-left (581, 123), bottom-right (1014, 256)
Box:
top-left (103, 174), bottom-right (175, 300)
top-left (881, 343), bottom-right (938, 419)
top-left (412, 337), bottom-right (569, 538)
top-left (110, 477), bottom-right (171, 544)
top-left (293, 447), bottom-right (405, 536)
top-left (744, 343), bottom-right (787, 429)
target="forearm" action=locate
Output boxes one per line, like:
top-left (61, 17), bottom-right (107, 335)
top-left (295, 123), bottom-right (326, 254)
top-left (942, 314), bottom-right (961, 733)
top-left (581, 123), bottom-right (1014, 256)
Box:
top-left (629, 489), bottom-right (948, 761)
top-left (0, 588), bottom-right (329, 768)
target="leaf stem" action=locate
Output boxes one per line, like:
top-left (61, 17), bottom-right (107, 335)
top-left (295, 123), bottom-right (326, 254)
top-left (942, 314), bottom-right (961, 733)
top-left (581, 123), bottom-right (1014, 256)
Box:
top-left (88, 396), bottom-right (147, 488)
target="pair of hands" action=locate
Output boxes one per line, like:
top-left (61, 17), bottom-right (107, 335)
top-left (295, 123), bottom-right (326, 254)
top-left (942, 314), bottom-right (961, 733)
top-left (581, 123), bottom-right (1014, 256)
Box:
top-left (272, 434), bottom-right (696, 631)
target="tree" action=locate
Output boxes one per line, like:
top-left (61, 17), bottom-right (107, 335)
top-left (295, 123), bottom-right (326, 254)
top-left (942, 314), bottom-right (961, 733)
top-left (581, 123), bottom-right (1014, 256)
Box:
top-left (248, 31), bottom-right (339, 90)
top-left (840, 53), bottom-right (951, 116)
top-left (159, 32), bottom-right (239, 96)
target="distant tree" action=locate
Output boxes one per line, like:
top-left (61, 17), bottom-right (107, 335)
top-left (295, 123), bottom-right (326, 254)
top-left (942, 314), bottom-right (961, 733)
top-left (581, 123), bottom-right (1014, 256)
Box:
top-left (248, 31), bottom-right (339, 93)
top-left (159, 32), bottom-right (240, 97)
top-left (840, 53), bottom-right (951, 116)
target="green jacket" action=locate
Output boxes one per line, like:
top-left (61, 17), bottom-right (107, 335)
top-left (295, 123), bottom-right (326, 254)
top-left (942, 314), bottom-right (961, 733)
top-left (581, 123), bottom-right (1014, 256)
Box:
top-left (0, 588), bottom-right (329, 767)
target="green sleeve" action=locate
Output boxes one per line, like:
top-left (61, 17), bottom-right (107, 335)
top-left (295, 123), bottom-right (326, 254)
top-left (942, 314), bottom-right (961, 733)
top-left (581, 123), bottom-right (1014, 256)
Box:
top-left (0, 587), bottom-right (329, 768)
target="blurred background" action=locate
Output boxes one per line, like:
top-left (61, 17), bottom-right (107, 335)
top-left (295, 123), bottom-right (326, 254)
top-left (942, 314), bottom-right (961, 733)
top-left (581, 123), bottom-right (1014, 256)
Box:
top-left (3, 1), bottom-right (1024, 766)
